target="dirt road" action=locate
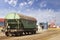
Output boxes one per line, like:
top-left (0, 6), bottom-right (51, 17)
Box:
top-left (0, 29), bottom-right (60, 40)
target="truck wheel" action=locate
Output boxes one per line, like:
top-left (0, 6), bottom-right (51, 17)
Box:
top-left (15, 32), bottom-right (23, 36)
top-left (14, 33), bottom-right (18, 36)
top-left (31, 31), bottom-right (34, 34)
top-left (31, 31), bottom-right (36, 34)
top-left (20, 33), bottom-right (23, 36)
top-left (5, 32), bottom-right (12, 37)
top-left (34, 31), bottom-right (36, 34)
top-left (27, 32), bottom-right (29, 35)
top-left (24, 32), bottom-right (26, 35)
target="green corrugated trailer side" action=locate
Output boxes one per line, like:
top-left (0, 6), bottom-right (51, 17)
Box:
top-left (21, 19), bottom-right (36, 28)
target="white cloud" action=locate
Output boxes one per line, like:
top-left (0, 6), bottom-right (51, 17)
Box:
top-left (28, 1), bottom-right (33, 5)
top-left (19, 0), bottom-right (34, 8)
top-left (19, 3), bottom-right (24, 7)
top-left (24, 2), bottom-right (27, 5)
top-left (5, 0), bottom-right (18, 7)
top-left (40, 1), bottom-right (47, 7)
top-left (19, 2), bottom-right (27, 8)
top-left (27, 0), bottom-right (34, 6)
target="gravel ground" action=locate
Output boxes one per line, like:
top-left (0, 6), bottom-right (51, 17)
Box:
top-left (0, 29), bottom-right (60, 40)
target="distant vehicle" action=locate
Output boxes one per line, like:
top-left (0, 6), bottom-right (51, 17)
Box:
top-left (2, 13), bottom-right (37, 36)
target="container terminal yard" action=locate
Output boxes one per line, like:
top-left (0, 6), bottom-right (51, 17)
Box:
top-left (0, 13), bottom-right (60, 40)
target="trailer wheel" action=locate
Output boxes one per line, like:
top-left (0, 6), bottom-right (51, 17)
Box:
top-left (5, 32), bottom-right (12, 37)
top-left (34, 31), bottom-right (36, 34)
top-left (14, 32), bottom-right (19, 36)
top-left (24, 32), bottom-right (29, 35)
top-left (20, 33), bottom-right (23, 36)
top-left (24, 32), bottom-right (26, 35)
top-left (14, 32), bottom-right (23, 36)
top-left (31, 31), bottom-right (36, 34)
top-left (31, 31), bottom-right (34, 34)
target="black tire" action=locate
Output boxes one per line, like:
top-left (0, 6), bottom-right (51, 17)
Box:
top-left (34, 31), bottom-right (36, 34)
top-left (31, 31), bottom-right (36, 34)
top-left (5, 32), bottom-right (9, 36)
top-left (24, 32), bottom-right (28, 35)
top-left (14, 32), bottom-right (23, 36)
top-left (24, 32), bottom-right (26, 35)
top-left (20, 32), bottom-right (23, 36)
top-left (31, 31), bottom-right (34, 34)
top-left (14, 32), bottom-right (19, 36)
top-left (5, 32), bottom-right (12, 37)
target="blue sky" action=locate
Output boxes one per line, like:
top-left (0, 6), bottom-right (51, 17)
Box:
top-left (0, 0), bottom-right (60, 25)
